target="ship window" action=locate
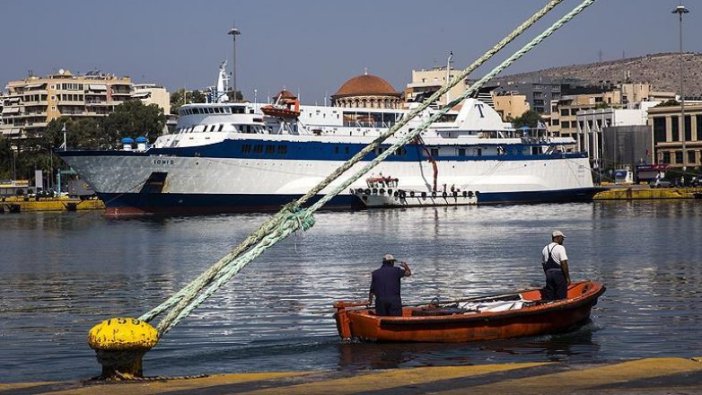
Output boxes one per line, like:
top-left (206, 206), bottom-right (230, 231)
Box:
top-left (334, 146), bottom-right (340, 154)
top-left (345, 146), bottom-right (350, 154)
top-left (458, 148), bottom-right (466, 157)
top-left (254, 145), bottom-right (263, 153)
top-left (266, 145), bottom-right (275, 154)
top-left (209, 125), bottom-right (216, 132)
top-left (218, 124), bottom-right (224, 132)
top-left (241, 144), bottom-right (252, 153)
top-left (430, 148), bottom-right (439, 157)
top-left (477, 148), bottom-right (482, 156)
top-left (277, 145), bottom-right (287, 154)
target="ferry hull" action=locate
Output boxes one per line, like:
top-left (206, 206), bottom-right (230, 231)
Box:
top-left (96, 188), bottom-right (599, 217)
top-left (60, 137), bottom-right (598, 217)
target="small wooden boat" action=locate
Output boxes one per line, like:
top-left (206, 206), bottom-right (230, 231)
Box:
top-left (333, 280), bottom-right (605, 342)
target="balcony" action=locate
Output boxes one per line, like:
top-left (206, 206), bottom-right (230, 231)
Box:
top-left (58, 99), bottom-right (85, 105)
top-left (85, 101), bottom-right (110, 106)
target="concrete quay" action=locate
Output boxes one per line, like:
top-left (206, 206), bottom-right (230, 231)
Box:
top-left (0, 196), bottom-right (104, 213)
top-left (593, 185), bottom-right (702, 200)
top-left (3, 357), bottom-right (702, 395)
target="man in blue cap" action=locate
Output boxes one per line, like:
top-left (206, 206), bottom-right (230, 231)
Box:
top-left (541, 230), bottom-right (571, 300)
top-left (369, 254), bottom-right (412, 316)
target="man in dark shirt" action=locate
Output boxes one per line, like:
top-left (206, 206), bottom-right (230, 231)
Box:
top-left (369, 254), bottom-right (412, 316)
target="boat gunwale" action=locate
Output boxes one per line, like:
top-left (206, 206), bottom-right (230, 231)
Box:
top-left (347, 281), bottom-right (605, 327)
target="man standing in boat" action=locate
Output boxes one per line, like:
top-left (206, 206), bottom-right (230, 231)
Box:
top-left (541, 230), bottom-right (571, 300)
top-left (369, 254), bottom-right (412, 316)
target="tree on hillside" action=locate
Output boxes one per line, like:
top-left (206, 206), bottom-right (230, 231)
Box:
top-left (511, 110), bottom-right (543, 128)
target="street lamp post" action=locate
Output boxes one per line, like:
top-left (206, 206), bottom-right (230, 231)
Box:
top-left (227, 26), bottom-right (241, 102)
top-left (673, 4), bottom-right (689, 173)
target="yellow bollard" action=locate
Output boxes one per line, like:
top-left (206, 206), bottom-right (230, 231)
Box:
top-left (88, 317), bottom-right (159, 380)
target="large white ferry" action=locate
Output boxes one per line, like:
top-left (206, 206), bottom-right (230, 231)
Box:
top-left (58, 62), bottom-right (597, 217)
top-left (58, 94), bottom-right (597, 217)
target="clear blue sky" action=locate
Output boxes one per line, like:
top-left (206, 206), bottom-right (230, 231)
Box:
top-left (0, 0), bottom-right (698, 104)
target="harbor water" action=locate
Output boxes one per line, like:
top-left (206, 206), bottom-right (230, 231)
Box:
top-left (1, 201), bottom-right (701, 383)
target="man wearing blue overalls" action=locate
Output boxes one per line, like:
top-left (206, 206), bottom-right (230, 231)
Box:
top-left (369, 254), bottom-right (412, 316)
top-left (541, 230), bottom-right (571, 300)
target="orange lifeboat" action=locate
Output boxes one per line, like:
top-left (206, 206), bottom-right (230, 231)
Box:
top-left (261, 89), bottom-right (300, 119)
top-left (333, 280), bottom-right (605, 342)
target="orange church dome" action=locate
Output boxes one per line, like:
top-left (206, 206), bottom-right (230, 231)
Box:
top-left (332, 74), bottom-right (400, 98)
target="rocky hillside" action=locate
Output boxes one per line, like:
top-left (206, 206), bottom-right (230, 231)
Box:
top-left (493, 52), bottom-right (702, 96)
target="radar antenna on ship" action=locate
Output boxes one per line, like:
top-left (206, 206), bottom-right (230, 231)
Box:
top-left (214, 60), bottom-right (230, 103)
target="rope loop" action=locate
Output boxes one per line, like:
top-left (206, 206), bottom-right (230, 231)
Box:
top-left (287, 206), bottom-right (315, 232)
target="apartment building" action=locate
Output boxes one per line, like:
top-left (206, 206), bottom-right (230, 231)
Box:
top-left (548, 83), bottom-right (674, 140)
top-left (404, 66), bottom-right (467, 107)
top-left (488, 79), bottom-right (564, 114)
top-left (132, 84), bottom-right (171, 115)
top-left (647, 103), bottom-right (702, 169)
top-left (1, 69), bottom-right (132, 140)
top-left (491, 91), bottom-right (530, 122)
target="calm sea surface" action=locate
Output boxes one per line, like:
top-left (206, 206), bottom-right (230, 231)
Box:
top-left (1, 201), bottom-right (702, 383)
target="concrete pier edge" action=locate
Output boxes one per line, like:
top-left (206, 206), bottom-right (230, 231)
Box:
top-left (2, 356), bottom-right (702, 394)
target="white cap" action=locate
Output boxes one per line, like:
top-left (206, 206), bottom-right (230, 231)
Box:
top-left (552, 230), bottom-right (566, 238)
top-left (383, 254), bottom-right (396, 262)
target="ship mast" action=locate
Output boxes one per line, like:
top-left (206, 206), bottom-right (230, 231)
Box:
top-left (215, 60), bottom-right (230, 103)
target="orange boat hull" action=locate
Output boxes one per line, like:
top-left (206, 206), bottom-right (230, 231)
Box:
top-left (334, 280), bottom-right (605, 342)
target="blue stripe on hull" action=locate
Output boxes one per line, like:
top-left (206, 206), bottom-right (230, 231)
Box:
top-left (59, 139), bottom-right (589, 162)
top-left (98, 193), bottom-right (362, 217)
top-left (98, 188), bottom-right (601, 217)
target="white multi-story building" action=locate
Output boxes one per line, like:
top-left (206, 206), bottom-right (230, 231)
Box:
top-left (1, 70), bottom-right (133, 140)
top-left (1, 70), bottom-right (171, 141)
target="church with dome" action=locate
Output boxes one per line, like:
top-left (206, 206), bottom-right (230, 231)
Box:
top-left (331, 72), bottom-right (402, 109)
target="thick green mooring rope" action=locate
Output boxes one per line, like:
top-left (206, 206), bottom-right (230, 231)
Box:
top-left (141, 0), bottom-right (597, 336)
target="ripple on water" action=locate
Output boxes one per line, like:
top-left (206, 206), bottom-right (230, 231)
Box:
top-left (1, 202), bottom-right (702, 381)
